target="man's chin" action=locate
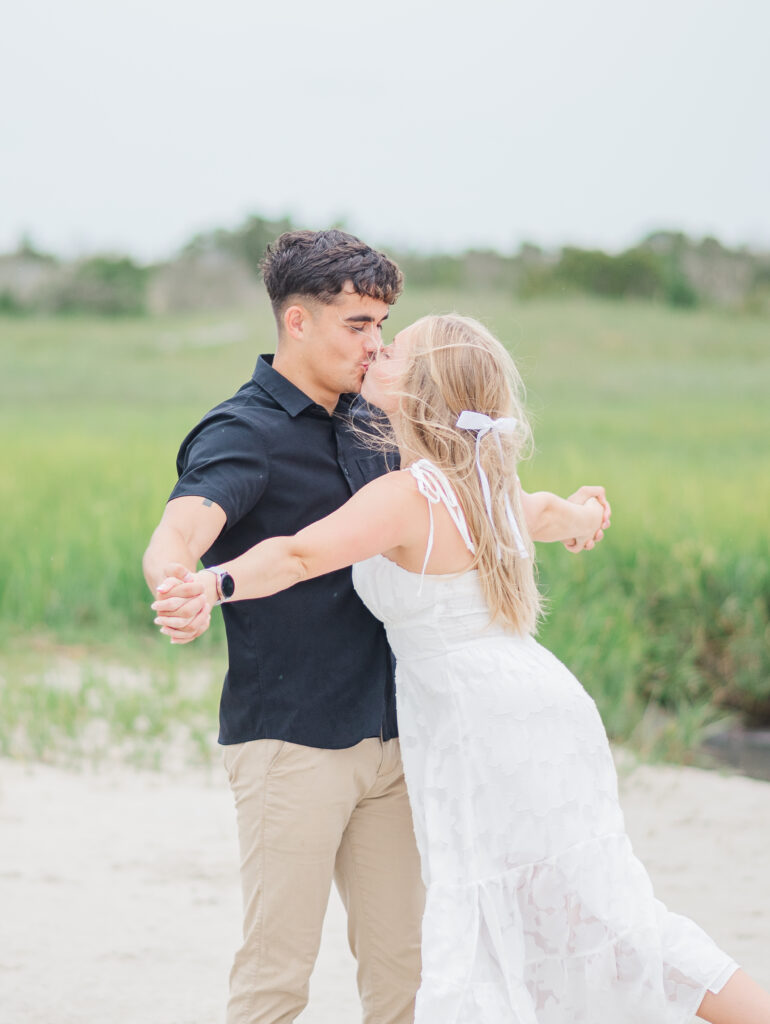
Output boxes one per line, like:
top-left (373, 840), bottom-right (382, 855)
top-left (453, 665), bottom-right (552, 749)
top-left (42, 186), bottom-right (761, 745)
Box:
top-left (359, 374), bottom-right (376, 401)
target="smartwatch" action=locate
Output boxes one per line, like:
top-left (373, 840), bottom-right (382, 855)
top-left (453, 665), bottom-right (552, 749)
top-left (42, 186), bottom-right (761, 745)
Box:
top-left (203, 567), bottom-right (235, 605)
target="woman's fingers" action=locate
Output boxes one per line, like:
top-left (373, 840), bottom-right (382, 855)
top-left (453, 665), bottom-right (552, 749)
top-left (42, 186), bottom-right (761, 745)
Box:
top-left (156, 565), bottom-right (196, 595)
top-left (156, 611), bottom-right (206, 631)
top-left (570, 486), bottom-right (611, 527)
top-left (154, 597), bottom-right (206, 619)
top-left (154, 580), bottom-right (202, 601)
top-left (565, 533), bottom-right (603, 553)
top-left (160, 603), bottom-right (212, 643)
top-left (155, 597), bottom-right (209, 631)
top-left (151, 589), bottom-right (204, 612)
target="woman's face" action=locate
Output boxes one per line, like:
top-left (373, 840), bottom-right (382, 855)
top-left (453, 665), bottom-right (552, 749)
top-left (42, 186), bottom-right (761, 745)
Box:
top-left (360, 327), bottom-right (412, 414)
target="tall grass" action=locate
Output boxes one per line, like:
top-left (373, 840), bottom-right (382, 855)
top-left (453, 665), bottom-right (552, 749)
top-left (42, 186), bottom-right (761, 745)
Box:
top-left (2, 296), bottom-right (769, 762)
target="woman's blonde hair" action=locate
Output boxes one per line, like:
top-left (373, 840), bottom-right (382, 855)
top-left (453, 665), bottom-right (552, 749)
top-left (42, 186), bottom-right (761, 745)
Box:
top-left (391, 313), bottom-right (542, 635)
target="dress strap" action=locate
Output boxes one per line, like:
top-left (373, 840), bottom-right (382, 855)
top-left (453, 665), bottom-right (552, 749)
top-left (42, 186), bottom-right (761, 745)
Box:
top-left (408, 459), bottom-right (475, 590)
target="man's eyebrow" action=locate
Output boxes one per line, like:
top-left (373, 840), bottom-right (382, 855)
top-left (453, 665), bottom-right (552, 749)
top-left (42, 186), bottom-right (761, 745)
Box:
top-left (343, 311), bottom-right (390, 323)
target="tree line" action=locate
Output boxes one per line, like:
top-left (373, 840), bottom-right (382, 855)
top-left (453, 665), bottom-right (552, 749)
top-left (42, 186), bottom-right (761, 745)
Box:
top-left (1, 215), bottom-right (768, 316)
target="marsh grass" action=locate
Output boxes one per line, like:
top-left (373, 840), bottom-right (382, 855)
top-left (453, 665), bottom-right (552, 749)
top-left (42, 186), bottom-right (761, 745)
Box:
top-left (0, 639), bottom-right (222, 768)
top-left (2, 295), bottom-right (769, 764)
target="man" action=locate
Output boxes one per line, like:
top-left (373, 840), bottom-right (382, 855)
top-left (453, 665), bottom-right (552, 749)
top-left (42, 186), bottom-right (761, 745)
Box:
top-left (143, 229), bottom-right (608, 1024)
top-left (144, 230), bottom-right (422, 1024)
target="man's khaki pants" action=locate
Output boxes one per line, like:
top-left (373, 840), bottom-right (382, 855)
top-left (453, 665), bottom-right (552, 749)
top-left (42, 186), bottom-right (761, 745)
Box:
top-left (223, 737), bottom-right (425, 1024)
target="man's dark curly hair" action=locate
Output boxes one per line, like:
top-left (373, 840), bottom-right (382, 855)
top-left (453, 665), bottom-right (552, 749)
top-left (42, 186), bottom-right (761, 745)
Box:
top-left (260, 229), bottom-right (403, 317)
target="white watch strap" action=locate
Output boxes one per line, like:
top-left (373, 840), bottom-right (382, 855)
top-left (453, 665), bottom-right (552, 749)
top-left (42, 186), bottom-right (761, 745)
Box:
top-left (202, 566), bottom-right (225, 605)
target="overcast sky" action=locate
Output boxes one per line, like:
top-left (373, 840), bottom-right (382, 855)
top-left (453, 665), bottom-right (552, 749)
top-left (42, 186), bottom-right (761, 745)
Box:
top-left (3, 0), bottom-right (769, 260)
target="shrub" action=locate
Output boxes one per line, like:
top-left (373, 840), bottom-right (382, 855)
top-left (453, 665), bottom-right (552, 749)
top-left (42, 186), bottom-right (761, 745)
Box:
top-left (555, 247), bottom-right (666, 300)
top-left (46, 257), bottom-right (149, 315)
top-left (0, 290), bottom-right (25, 314)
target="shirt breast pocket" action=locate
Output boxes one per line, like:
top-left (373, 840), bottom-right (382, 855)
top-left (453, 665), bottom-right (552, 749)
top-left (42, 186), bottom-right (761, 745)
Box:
top-left (354, 453), bottom-right (390, 489)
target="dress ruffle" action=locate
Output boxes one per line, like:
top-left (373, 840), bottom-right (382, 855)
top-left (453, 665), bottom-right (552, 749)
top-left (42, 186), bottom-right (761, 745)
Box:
top-left (417, 834), bottom-right (737, 1024)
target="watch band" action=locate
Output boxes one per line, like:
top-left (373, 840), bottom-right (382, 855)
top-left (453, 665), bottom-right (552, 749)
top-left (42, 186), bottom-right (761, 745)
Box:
top-left (202, 567), bottom-right (224, 604)
top-left (202, 566), bottom-right (235, 605)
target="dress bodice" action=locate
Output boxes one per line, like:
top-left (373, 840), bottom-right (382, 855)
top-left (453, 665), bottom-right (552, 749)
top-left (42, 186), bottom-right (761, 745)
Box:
top-left (352, 459), bottom-right (512, 662)
top-left (353, 554), bottom-right (511, 662)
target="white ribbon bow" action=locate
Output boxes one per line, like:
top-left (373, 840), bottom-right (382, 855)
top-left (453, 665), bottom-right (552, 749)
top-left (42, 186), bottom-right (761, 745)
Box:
top-left (455, 411), bottom-right (529, 559)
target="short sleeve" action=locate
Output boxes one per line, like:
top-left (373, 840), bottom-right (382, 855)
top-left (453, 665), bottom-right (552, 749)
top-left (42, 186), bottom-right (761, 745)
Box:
top-left (169, 410), bottom-right (270, 527)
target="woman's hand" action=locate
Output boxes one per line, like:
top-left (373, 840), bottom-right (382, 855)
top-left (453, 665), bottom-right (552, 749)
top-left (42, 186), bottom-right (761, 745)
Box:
top-left (563, 495), bottom-right (607, 553)
top-left (562, 486), bottom-right (611, 552)
top-left (151, 563), bottom-right (214, 644)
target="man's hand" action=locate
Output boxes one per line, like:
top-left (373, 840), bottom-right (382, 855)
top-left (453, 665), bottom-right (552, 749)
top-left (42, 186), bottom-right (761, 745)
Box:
top-left (151, 563), bottom-right (212, 644)
top-left (563, 486), bottom-right (611, 553)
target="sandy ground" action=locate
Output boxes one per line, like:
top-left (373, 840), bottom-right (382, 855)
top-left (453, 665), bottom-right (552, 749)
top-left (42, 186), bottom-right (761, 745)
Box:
top-left (1, 753), bottom-right (769, 1024)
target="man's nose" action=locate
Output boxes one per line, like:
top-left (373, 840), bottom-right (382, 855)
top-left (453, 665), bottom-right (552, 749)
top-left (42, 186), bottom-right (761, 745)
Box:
top-left (363, 330), bottom-right (382, 358)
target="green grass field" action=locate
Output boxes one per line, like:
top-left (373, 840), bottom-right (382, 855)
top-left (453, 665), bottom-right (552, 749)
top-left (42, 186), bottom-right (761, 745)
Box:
top-left (2, 293), bottom-right (769, 764)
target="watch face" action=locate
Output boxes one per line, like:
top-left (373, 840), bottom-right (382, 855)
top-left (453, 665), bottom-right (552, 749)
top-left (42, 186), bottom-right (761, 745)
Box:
top-left (221, 571), bottom-right (235, 599)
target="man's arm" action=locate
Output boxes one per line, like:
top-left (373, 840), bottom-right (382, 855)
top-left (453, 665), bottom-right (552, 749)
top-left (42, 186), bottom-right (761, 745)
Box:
top-left (142, 495), bottom-right (227, 636)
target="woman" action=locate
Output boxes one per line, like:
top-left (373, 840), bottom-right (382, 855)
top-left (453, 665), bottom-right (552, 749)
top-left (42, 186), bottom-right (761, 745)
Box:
top-left (155, 314), bottom-right (767, 1023)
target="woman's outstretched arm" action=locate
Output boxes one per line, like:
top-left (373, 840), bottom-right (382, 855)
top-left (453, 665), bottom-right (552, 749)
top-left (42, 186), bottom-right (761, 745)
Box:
top-left (211, 470), bottom-right (424, 597)
top-left (152, 470), bottom-right (427, 641)
top-left (521, 487), bottom-right (607, 545)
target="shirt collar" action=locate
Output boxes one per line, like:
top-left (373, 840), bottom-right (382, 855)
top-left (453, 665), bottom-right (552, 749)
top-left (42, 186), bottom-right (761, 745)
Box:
top-left (252, 354), bottom-right (317, 417)
top-left (252, 354), bottom-right (357, 419)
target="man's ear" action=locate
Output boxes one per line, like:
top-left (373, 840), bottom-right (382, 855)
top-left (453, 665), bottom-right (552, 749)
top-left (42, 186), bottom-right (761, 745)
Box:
top-left (283, 303), bottom-right (310, 341)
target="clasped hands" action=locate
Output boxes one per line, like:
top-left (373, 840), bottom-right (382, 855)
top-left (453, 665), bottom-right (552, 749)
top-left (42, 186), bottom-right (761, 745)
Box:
top-left (152, 566), bottom-right (213, 646)
top-left (564, 485), bottom-right (611, 553)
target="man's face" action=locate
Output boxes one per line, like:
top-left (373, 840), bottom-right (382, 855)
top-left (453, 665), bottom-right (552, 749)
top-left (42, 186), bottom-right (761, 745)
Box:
top-left (303, 283), bottom-right (391, 396)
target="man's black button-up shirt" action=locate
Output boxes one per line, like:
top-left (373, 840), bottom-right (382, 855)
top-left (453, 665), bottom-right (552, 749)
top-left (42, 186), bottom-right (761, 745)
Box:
top-left (170, 354), bottom-right (397, 749)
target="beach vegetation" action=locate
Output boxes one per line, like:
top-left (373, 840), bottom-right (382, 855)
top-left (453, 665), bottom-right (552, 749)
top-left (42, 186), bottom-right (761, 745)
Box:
top-left (1, 292), bottom-right (768, 765)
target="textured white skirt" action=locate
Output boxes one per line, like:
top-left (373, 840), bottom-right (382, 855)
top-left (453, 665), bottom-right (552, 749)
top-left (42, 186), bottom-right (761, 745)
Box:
top-left (353, 555), bottom-right (738, 1024)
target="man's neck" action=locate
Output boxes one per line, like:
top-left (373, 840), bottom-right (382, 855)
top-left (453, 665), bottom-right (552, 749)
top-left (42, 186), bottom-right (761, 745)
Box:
top-left (271, 351), bottom-right (340, 415)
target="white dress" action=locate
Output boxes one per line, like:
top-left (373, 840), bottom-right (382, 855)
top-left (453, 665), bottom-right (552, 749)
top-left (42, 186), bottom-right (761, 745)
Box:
top-left (351, 460), bottom-right (739, 1024)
